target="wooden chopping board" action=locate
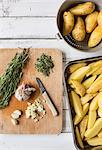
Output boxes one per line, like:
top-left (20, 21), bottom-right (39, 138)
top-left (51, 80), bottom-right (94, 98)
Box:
top-left (0, 48), bottom-right (63, 134)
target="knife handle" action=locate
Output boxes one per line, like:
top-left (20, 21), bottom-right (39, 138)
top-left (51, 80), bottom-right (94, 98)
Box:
top-left (42, 92), bottom-right (58, 117)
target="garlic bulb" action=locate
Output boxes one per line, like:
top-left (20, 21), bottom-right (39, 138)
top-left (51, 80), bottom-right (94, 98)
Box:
top-left (15, 83), bottom-right (36, 101)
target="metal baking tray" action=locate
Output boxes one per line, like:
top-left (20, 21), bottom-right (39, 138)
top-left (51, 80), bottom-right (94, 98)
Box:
top-left (64, 56), bottom-right (102, 150)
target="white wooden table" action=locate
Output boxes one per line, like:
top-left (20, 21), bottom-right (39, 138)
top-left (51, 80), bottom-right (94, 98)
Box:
top-left (0, 1), bottom-right (102, 150)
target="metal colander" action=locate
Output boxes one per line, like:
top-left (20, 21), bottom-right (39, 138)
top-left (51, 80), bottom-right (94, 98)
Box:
top-left (57, 0), bottom-right (102, 52)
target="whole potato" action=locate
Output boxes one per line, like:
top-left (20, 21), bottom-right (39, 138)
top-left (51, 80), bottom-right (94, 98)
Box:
top-left (63, 11), bottom-right (74, 36)
top-left (98, 11), bottom-right (102, 26)
top-left (72, 17), bottom-right (85, 41)
top-left (70, 2), bottom-right (95, 16)
top-left (88, 26), bottom-right (102, 48)
top-left (85, 11), bottom-right (98, 33)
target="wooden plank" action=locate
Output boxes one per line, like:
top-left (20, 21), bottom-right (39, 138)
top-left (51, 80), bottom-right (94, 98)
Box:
top-left (0, 17), bottom-right (57, 39)
top-left (0, 133), bottom-right (76, 150)
top-left (0, 0), bottom-right (63, 17)
top-left (0, 48), bottom-right (63, 134)
top-left (0, 39), bottom-right (101, 61)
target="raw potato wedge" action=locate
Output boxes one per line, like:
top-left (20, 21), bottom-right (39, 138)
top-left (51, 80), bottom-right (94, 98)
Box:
top-left (98, 129), bottom-right (102, 138)
top-left (69, 63), bottom-right (86, 73)
top-left (71, 91), bottom-right (82, 116)
top-left (75, 126), bottom-right (84, 149)
top-left (87, 78), bottom-right (102, 94)
top-left (88, 26), bottom-right (102, 48)
top-left (85, 118), bottom-right (102, 139)
top-left (98, 94), bottom-right (102, 109)
top-left (85, 11), bottom-right (98, 33)
top-left (86, 60), bottom-right (102, 77)
top-left (87, 137), bottom-right (102, 146)
top-left (72, 17), bottom-right (85, 41)
top-left (98, 108), bottom-right (102, 118)
top-left (93, 66), bottom-right (102, 75)
top-left (90, 92), bottom-right (102, 111)
top-left (68, 66), bottom-right (90, 83)
top-left (82, 75), bottom-right (97, 89)
top-left (70, 2), bottom-right (95, 16)
top-left (63, 11), bottom-right (74, 36)
top-left (81, 93), bottom-right (96, 105)
top-left (74, 103), bottom-right (89, 125)
top-left (92, 146), bottom-right (102, 150)
top-left (98, 11), bottom-right (102, 26)
top-left (70, 80), bottom-right (85, 97)
top-left (79, 115), bottom-right (88, 139)
top-left (88, 110), bottom-right (96, 129)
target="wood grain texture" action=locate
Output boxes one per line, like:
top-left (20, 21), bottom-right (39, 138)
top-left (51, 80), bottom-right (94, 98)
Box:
top-left (0, 133), bottom-right (76, 150)
top-left (0, 18), bottom-right (57, 39)
top-left (0, 48), bottom-right (63, 134)
top-left (0, 39), bottom-right (100, 63)
top-left (0, 0), bottom-right (63, 17)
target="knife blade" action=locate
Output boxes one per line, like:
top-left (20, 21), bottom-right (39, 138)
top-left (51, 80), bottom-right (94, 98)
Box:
top-left (36, 77), bottom-right (58, 117)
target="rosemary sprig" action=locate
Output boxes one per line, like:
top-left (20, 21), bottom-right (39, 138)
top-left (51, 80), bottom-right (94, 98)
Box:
top-left (0, 49), bottom-right (29, 108)
top-left (35, 53), bottom-right (54, 76)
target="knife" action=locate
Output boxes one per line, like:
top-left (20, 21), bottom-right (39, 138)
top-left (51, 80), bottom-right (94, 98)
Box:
top-left (36, 77), bottom-right (58, 117)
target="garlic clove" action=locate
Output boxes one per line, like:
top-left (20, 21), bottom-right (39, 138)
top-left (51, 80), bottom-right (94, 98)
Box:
top-left (11, 118), bottom-right (19, 125)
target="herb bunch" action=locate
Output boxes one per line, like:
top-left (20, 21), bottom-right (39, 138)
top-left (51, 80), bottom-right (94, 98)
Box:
top-left (35, 53), bottom-right (54, 76)
top-left (0, 49), bottom-right (29, 108)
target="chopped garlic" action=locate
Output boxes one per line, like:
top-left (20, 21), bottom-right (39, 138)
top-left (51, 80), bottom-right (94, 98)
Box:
top-left (25, 99), bottom-right (46, 122)
top-left (34, 119), bottom-right (39, 122)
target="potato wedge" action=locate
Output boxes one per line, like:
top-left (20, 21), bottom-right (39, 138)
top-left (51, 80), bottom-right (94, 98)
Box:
top-left (63, 11), bottom-right (74, 36)
top-left (81, 93), bottom-right (96, 105)
top-left (69, 63), bottom-right (86, 73)
top-left (68, 66), bottom-right (90, 83)
top-left (98, 108), bottom-right (102, 118)
top-left (88, 26), bottom-right (102, 48)
top-left (88, 110), bottom-right (96, 129)
top-left (74, 103), bottom-right (89, 125)
top-left (98, 11), bottom-right (102, 26)
top-left (86, 60), bottom-right (102, 77)
top-left (90, 60), bottom-right (102, 67)
top-left (72, 17), bottom-right (85, 41)
top-left (85, 118), bottom-right (102, 139)
top-left (90, 92), bottom-right (102, 111)
top-left (85, 11), bottom-right (98, 33)
top-left (70, 80), bottom-right (85, 97)
top-left (92, 146), bottom-right (102, 150)
top-left (98, 94), bottom-right (102, 109)
top-left (71, 91), bottom-right (82, 116)
top-left (70, 2), bottom-right (95, 16)
top-left (87, 137), bottom-right (102, 146)
top-left (75, 126), bottom-right (84, 149)
top-left (82, 75), bottom-right (97, 89)
top-left (93, 66), bottom-right (102, 75)
top-left (98, 129), bottom-right (102, 138)
top-left (79, 115), bottom-right (88, 139)
top-left (87, 78), bottom-right (102, 94)
top-left (100, 88), bottom-right (102, 92)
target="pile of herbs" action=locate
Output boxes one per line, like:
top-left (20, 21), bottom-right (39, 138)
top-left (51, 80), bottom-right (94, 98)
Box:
top-left (0, 49), bottom-right (29, 108)
top-left (35, 53), bottom-right (54, 76)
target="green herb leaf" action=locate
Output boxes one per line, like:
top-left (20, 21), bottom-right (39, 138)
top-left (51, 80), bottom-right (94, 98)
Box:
top-left (0, 49), bottom-right (29, 108)
top-left (35, 53), bottom-right (54, 76)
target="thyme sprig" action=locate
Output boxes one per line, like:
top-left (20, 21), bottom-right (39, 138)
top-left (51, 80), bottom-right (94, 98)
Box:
top-left (0, 49), bottom-right (29, 108)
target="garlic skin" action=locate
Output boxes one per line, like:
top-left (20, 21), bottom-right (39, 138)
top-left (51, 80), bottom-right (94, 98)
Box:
top-left (15, 83), bottom-right (36, 101)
